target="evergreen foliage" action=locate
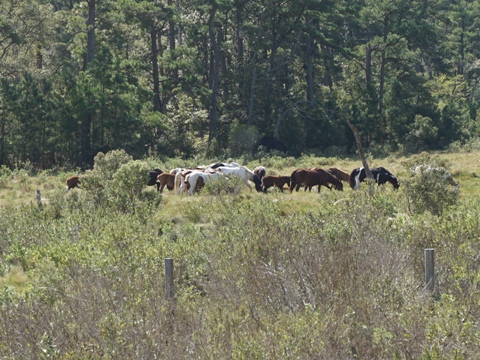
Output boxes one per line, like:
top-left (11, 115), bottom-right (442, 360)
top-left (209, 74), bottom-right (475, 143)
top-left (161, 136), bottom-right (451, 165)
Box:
top-left (1, 0), bottom-right (480, 168)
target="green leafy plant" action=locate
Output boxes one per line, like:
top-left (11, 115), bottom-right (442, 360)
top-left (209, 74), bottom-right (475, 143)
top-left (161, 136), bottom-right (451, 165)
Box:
top-left (402, 156), bottom-right (460, 215)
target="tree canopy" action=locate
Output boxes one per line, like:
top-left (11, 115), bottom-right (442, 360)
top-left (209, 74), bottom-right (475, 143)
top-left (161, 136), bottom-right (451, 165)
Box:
top-left (1, 0), bottom-right (479, 168)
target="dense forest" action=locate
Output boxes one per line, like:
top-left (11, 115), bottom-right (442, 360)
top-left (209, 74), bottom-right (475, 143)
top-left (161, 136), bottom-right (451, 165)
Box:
top-left (1, 0), bottom-right (480, 169)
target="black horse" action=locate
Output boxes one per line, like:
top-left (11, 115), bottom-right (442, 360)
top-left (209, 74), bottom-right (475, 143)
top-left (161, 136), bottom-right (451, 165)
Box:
top-left (349, 167), bottom-right (399, 190)
top-left (148, 168), bottom-right (164, 191)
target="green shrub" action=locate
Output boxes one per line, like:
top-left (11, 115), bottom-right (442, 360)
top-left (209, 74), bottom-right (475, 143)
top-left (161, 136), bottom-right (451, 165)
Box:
top-left (111, 160), bottom-right (150, 198)
top-left (0, 165), bottom-right (12, 188)
top-left (201, 174), bottom-right (244, 196)
top-left (103, 160), bottom-right (154, 213)
top-left (402, 158), bottom-right (460, 215)
top-left (92, 149), bottom-right (133, 180)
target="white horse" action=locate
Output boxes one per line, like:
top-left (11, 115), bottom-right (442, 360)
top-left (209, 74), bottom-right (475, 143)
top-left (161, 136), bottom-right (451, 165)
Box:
top-left (206, 161), bottom-right (240, 170)
top-left (216, 166), bottom-right (262, 192)
top-left (186, 171), bottom-right (225, 195)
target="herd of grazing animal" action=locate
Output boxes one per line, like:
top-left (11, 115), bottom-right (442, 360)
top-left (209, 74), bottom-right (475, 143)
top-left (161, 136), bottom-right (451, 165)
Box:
top-left (66, 162), bottom-right (461, 195)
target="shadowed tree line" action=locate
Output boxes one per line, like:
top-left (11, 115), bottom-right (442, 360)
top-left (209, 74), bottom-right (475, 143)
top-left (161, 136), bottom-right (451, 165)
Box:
top-left (1, 0), bottom-right (480, 169)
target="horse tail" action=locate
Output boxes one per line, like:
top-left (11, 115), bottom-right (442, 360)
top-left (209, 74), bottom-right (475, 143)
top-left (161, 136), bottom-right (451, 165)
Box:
top-left (290, 170), bottom-right (297, 192)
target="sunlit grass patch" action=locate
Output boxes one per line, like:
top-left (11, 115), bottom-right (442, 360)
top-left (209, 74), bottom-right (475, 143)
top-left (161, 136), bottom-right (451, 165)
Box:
top-left (0, 266), bottom-right (29, 291)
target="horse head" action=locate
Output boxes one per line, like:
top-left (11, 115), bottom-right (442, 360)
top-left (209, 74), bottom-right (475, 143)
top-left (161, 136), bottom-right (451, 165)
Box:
top-left (391, 177), bottom-right (400, 189)
top-left (252, 174), bottom-right (263, 192)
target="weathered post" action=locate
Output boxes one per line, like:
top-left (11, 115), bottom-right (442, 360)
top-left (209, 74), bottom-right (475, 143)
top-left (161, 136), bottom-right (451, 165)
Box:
top-left (36, 190), bottom-right (42, 207)
top-left (164, 257), bottom-right (175, 347)
top-left (425, 248), bottom-right (435, 292)
top-left (165, 258), bottom-right (174, 301)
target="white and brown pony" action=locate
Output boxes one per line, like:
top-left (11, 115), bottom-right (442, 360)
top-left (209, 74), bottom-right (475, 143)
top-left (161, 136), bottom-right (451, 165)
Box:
top-left (185, 171), bottom-right (225, 196)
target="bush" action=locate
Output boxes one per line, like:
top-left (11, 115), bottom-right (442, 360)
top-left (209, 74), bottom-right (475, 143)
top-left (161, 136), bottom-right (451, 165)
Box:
top-left (92, 149), bottom-right (133, 180)
top-left (111, 160), bottom-right (150, 199)
top-left (201, 174), bottom-right (245, 196)
top-left (78, 152), bottom-right (157, 213)
top-left (0, 165), bottom-right (12, 188)
top-left (402, 157), bottom-right (460, 215)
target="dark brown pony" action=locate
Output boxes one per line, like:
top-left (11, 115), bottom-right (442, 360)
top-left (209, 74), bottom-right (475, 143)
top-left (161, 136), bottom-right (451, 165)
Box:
top-left (290, 169), bottom-right (343, 192)
top-left (66, 176), bottom-right (81, 191)
top-left (309, 167), bottom-right (350, 184)
top-left (261, 175), bottom-right (291, 193)
top-left (326, 168), bottom-right (350, 182)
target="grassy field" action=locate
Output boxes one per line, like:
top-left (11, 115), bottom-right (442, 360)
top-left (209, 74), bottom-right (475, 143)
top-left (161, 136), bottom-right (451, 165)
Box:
top-left (0, 150), bottom-right (479, 358)
top-left (2, 149), bottom-right (480, 208)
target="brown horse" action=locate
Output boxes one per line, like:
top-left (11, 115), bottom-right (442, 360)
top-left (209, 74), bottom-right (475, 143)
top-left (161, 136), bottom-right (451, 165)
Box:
top-left (326, 168), bottom-right (350, 182)
top-left (309, 167), bottom-right (350, 183)
top-left (156, 173), bottom-right (175, 193)
top-left (290, 169), bottom-right (343, 192)
top-left (261, 175), bottom-right (291, 193)
top-left (66, 176), bottom-right (81, 191)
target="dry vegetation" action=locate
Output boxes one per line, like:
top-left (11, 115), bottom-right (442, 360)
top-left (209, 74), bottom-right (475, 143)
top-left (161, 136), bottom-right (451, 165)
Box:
top-left (0, 149), bottom-right (479, 358)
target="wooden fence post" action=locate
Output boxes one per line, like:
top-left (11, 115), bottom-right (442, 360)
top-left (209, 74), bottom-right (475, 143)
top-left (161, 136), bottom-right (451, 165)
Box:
top-left (165, 258), bottom-right (174, 301)
top-left (36, 190), bottom-right (42, 207)
top-left (425, 248), bottom-right (435, 292)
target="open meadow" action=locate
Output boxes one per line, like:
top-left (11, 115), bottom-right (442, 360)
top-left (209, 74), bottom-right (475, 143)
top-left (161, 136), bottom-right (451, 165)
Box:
top-left (0, 150), bottom-right (479, 358)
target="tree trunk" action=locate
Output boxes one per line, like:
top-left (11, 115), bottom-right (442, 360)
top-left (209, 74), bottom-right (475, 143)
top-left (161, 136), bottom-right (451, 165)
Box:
top-left (81, 113), bottom-right (93, 168)
top-left (218, 26), bottom-right (228, 101)
top-left (273, 105), bottom-right (284, 139)
top-left (265, 37), bottom-right (278, 123)
top-left (36, 45), bottom-right (43, 69)
top-left (365, 42), bottom-right (373, 89)
top-left (346, 118), bottom-right (373, 179)
top-left (208, 5), bottom-right (220, 143)
top-left (305, 18), bottom-right (314, 108)
top-left (85, 0), bottom-right (95, 68)
top-left (236, 4), bottom-right (244, 63)
top-left (247, 52), bottom-right (258, 125)
top-left (0, 115), bottom-right (5, 165)
top-left (168, 0), bottom-right (178, 80)
top-left (151, 29), bottom-right (162, 112)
